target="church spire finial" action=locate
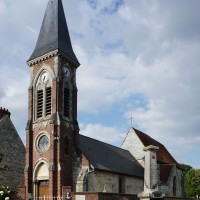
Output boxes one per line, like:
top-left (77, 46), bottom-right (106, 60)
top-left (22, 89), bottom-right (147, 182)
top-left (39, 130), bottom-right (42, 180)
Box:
top-left (28, 0), bottom-right (79, 65)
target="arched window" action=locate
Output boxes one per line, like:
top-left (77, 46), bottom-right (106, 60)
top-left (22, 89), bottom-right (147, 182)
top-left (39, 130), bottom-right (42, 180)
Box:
top-left (63, 81), bottom-right (71, 118)
top-left (173, 176), bottom-right (177, 196)
top-left (35, 72), bottom-right (52, 119)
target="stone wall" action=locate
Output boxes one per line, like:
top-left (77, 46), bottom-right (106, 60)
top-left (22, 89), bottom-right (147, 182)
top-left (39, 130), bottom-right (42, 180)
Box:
top-left (161, 167), bottom-right (185, 197)
top-left (121, 128), bottom-right (145, 167)
top-left (74, 152), bottom-right (143, 194)
top-left (0, 115), bottom-right (25, 190)
top-left (121, 128), bottom-right (185, 198)
top-left (87, 171), bottom-right (143, 194)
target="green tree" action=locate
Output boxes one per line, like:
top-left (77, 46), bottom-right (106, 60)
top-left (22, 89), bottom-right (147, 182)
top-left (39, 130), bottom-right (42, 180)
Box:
top-left (185, 169), bottom-right (200, 197)
top-left (181, 164), bottom-right (193, 176)
top-left (0, 154), bottom-right (10, 200)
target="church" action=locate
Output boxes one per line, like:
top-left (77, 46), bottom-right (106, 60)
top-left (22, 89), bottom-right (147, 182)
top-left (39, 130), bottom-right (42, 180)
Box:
top-left (1, 0), bottom-right (185, 199)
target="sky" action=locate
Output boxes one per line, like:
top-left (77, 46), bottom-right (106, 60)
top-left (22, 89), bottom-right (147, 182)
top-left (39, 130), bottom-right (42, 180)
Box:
top-left (0, 0), bottom-right (200, 168)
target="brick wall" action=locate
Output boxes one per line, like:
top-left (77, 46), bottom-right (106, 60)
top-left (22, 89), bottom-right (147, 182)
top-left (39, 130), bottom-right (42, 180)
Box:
top-left (72, 192), bottom-right (98, 200)
top-left (71, 192), bottom-right (139, 200)
top-left (163, 198), bottom-right (194, 200)
top-left (10, 191), bottom-right (196, 200)
top-left (25, 55), bottom-right (79, 197)
top-left (98, 192), bottom-right (139, 200)
top-left (10, 186), bottom-right (26, 200)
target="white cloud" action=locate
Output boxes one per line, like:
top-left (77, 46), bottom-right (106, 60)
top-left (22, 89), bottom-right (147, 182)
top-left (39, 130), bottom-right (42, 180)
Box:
top-left (0, 0), bottom-right (200, 168)
top-left (80, 123), bottom-right (125, 146)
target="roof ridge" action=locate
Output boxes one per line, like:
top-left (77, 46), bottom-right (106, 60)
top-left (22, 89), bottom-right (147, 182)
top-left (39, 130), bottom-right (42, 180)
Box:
top-left (133, 127), bottom-right (164, 147)
top-left (133, 127), bottom-right (178, 164)
top-left (79, 134), bottom-right (131, 153)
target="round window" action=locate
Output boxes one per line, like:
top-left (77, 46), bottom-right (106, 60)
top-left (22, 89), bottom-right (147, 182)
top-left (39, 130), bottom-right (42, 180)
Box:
top-left (37, 135), bottom-right (49, 153)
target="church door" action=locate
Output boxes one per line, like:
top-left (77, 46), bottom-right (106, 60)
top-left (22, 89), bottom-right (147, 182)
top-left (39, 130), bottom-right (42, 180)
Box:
top-left (38, 180), bottom-right (49, 199)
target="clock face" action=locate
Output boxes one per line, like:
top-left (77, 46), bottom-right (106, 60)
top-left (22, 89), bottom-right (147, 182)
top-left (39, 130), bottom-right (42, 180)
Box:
top-left (38, 135), bottom-right (49, 152)
top-left (41, 72), bottom-right (48, 83)
top-left (63, 67), bottom-right (70, 77)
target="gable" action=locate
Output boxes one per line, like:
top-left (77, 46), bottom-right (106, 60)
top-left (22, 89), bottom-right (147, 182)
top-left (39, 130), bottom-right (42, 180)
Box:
top-left (133, 128), bottom-right (178, 165)
top-left (121, 128), bottom-right (145, 161)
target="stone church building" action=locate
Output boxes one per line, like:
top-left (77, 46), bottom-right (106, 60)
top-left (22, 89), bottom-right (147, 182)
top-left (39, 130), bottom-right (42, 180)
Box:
top-left (1, 0), bottom-right (185, 199)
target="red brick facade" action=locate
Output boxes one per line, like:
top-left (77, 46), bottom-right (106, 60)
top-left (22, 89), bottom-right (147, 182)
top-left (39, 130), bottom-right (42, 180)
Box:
top-left (25, 54), bottom-right (79, 197)
top-left (11, 186), bottom-right (26, 200)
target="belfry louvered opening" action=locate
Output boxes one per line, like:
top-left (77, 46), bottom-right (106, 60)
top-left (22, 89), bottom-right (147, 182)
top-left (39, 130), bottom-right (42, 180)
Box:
top-left (46, 87), bottom-right (51, 116)
top-left (37, 90), bottom-right (43, 118)
top-left (64, 87), bottom-right (70, 118)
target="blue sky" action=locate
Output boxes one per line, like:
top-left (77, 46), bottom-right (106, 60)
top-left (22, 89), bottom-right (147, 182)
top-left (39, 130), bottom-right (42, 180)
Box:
top-left (0, 0), bottom-right (200, 168)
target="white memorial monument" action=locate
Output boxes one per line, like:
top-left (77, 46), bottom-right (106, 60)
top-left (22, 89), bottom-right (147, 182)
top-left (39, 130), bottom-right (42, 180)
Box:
top-left (138, 145), bottom-right (162, 200)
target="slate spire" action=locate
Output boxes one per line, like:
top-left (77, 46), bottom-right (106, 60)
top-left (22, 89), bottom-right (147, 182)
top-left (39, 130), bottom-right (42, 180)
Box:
top-left (28, 0), bottom-right (79, 64)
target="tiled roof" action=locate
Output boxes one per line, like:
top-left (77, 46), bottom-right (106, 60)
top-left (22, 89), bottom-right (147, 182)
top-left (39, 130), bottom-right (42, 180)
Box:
top-left (78, 134), bottom-right (144, 178)
top-left (160, 164), bottom-right (173, 184)
top-left (133, 128), bottom-right (178, 165)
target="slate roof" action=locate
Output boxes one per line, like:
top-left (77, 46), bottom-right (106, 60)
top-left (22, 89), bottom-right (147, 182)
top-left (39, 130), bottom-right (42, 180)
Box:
top-left (78, 134), bottom-right (144, 178)
top-left (28, 0), bottom-right (79, 64)
top-left (133, 128), bottom-right (178, 165)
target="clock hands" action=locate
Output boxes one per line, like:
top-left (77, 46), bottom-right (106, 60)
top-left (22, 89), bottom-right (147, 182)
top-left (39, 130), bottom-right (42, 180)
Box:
top-left (41, 73), bottom-right (48, 83)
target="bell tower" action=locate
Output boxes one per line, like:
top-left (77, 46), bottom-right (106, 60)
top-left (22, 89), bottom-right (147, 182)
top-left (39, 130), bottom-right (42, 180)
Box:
top-left (24, 0), bottom-right (80, 198)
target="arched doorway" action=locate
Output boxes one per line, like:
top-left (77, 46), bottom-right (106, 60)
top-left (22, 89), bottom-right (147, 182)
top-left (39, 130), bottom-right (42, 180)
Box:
top-left (33, 161), bottom-right (49, 198)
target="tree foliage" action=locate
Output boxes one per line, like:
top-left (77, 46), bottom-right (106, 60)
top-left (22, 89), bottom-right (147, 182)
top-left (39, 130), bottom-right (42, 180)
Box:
top-left (0, 186), bottom-right (10, 200)
top-left (181, 164), bottom-right (193, 176)
top-left (185, 168), bottom-right (200, 197)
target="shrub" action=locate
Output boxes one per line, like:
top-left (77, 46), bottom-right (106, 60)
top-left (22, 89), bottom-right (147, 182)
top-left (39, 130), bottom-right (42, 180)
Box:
top-left (0, 186), bottom-right (10, 200)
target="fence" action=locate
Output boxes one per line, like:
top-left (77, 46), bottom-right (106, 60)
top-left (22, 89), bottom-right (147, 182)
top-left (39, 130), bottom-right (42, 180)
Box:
top-left (10, 192), bottom-right (197, 200)
top-left (11, 192), bottom-right (139, 200)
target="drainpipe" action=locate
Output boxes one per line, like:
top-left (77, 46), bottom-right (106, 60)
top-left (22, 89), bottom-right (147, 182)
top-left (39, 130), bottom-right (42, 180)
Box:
top-left (85, 164), bottom-right (95, 191)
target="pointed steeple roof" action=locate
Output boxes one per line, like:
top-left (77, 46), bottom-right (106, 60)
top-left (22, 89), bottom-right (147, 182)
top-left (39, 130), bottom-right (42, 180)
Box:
top-left (28, 0), bottom-right (79, 64)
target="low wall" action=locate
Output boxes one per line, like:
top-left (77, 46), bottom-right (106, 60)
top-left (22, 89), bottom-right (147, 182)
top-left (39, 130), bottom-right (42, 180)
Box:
top-left (163, 198), bottom-right (194, 200)
top-left (10, 186), bottom-right (26, 200)
top-left (10, 190), bottom-right (197, 200)
top-left (72, 192), bottom-right (139, 200)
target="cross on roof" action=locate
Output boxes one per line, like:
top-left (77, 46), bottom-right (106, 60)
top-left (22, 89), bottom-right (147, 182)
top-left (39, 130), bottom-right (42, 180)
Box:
top-left (130, 115), bottom-right (134, 127)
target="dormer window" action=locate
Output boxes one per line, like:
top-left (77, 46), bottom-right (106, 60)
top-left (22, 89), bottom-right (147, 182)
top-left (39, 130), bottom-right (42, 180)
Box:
top-left (35, 71), bottom-right (52, 119)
